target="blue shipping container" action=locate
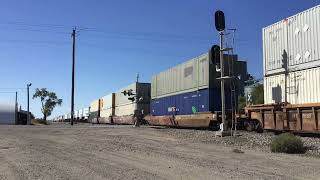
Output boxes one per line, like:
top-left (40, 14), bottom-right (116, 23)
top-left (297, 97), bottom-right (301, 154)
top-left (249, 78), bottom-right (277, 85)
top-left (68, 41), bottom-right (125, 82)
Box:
top-left (151, 88), bottom-right (232, 116)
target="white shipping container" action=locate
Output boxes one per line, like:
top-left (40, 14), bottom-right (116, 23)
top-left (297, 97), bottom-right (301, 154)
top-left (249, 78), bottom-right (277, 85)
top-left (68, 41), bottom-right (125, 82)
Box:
top-left (83, 108), bottom-right (89, 118)
top-left (115, 82), bottom-right (150, 106)
top-left (114, 103), bottom-right (135, 117)
top-left (102, 94), bottom-right (113, 110)
top-left (115, 83), bottom-right (137, 106)
top-left (263, 5), bottom-right (320, 75)
top-left (0, 104), bottom-right (16, 125)
top-left (152, 53), bottom-right (209, 98)
top-left (264, 66), bottom-right (320, 104)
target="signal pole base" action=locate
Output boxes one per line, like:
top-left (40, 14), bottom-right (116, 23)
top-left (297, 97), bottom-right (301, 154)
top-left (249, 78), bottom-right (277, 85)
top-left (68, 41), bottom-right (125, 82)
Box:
top-left (215, 130), bottom-right (232, 137)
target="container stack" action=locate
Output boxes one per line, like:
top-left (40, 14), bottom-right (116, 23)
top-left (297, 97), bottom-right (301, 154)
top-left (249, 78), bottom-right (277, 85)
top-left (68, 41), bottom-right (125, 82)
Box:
top-left (263, 5), bottom-right (320, 104)
top-left (151, 53), bottom-right (222, 116)
top-left (88, 82), bottom-right (151, 124)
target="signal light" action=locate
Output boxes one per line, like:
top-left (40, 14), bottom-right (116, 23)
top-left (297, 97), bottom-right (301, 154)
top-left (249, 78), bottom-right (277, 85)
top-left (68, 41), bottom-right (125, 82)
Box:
top-left (128, 97), bottom-right (135, 102)
top-left (215, 10), bottom-right (225, 32)
top-left (209, 45), bottom-right (221, 67)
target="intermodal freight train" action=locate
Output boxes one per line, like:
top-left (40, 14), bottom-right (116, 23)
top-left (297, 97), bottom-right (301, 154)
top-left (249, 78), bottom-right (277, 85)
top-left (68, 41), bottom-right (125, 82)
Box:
top-left (55, 52), bottom-right (248, 128)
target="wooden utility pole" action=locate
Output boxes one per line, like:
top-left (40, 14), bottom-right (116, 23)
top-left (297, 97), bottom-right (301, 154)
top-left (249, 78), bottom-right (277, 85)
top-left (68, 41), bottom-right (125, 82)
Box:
top-left (71, 27), bottom-right (76, 126)
top-left (15, 92), bottom-right (17, 125)
top-left (27, 83), bottom-right (32, 125)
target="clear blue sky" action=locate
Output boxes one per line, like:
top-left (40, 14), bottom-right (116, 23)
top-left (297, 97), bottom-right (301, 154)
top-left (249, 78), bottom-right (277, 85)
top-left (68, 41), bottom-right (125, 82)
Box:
top-left (0, 0), bottom-right (319, 118)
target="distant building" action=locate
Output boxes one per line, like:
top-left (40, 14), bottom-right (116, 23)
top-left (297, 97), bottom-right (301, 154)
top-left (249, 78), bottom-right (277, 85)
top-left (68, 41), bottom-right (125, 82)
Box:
top-left (0, 103), bottom-right (34, 125)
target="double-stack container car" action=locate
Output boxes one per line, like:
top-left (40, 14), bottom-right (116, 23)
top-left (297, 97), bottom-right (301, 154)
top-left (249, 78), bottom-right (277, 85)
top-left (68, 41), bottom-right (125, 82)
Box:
top-left (246, 5), bottom-right (320, 133)
top-left (146, 52), bottom-right (248, 128)
top-left (89, 82), bottom-right (151, 125)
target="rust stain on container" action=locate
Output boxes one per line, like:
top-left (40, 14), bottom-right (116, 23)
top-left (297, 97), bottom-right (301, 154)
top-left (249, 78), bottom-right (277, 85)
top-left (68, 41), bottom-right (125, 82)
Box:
top-left (113, 115), bottom-right (134, 125)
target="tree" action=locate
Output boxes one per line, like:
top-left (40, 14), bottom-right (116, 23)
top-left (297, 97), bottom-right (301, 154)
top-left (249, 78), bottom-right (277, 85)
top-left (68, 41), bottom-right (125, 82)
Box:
top-left (33, 88), bottom-right (62, 121)
top-left (251, 84), bottom-right (264, 105)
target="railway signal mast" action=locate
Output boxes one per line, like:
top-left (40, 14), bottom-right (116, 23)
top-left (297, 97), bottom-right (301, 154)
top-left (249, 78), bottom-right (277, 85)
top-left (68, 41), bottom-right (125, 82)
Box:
top-left (121, 88), bottom-right (143, 127)
top-left (214, 10), bottom-right (233, 136)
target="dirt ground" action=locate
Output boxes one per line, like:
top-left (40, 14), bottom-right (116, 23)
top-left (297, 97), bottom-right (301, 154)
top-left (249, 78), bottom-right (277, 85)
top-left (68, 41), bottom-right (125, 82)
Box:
top-left (0, 124), bottom-right (319, 180)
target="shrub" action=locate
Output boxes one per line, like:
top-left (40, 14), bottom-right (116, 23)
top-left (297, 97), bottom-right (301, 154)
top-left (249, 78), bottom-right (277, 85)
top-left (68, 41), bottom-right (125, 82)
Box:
top-left (270, 133), bottom-right (305, 154)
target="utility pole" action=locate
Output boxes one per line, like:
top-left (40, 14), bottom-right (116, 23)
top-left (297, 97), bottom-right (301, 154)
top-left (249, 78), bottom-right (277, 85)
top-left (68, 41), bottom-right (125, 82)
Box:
top-left (71, 27), bottom-right (76, 126)
top-left (27, 83), bottom-right (32, 125)
top-left (15, 92), bottom-right (17, 125)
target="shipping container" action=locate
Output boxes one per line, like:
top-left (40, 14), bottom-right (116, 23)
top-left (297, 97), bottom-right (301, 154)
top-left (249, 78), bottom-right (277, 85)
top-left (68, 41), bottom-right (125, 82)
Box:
top-left (114, 82), bottom-right (151, 117)
top-left (151, 88), bottom-right (232, 116)
top-left (152, 53), bottom-right (210, 99)
top-left (112, 82), bottom-right (150, 124)
top-left (83, 108), bottom-right (89, 119)
top-left (100, 93), bottom-right (115, 123)
top-left (152, 53), bottom-right (246, 99)
top-left (89, 99), bottom-right (101, 123)
top-left (0, 104), bottom-right (16, 125)
top-left (88, 82), bottom-right (150, 124)
top-left (263, 5), bottom-right (320, 75)
top-left (264, 66), bottom-right (320, 104)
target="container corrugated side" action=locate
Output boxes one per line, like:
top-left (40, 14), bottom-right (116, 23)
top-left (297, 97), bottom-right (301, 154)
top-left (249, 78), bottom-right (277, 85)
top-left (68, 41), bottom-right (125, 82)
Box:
top-left (287, 5), bottom-right (320, 69)
top-left (263, 19), bottom-right (288, 75)
top-left (115, 82), bottom-right (150, 106)
top-left (114, 103), bottom-right (135, 116)
top-left (152, 53), bottom-right (209, 99)
top-left (101, 94), bottom-right (113, 110)
top-left (264, 74), bottom-right (286, 103)
top-left (89, 99), bottom-right (100, 112)
top-left (151, 89), bottom-right (210, 116)
top-left (151, 88), bottom-right (232, 116)
top-left (0, 104), bottom-right (15, 124)
top-left (264, 66), bottom-right (320, 104)
top-left (115, 83), bottom-right (137, 106)
top-left (114, 82), bottom-right (150, 116)
top-left (101, 94), bottom-right (113, 118)
top-left (263, 5), bottom-right (320, 75)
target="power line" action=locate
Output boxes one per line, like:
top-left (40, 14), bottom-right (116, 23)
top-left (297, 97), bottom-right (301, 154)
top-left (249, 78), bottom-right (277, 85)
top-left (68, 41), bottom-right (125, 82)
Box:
top-left (0, 26), bottom-right (70, 35)
top-left (85, 29), bottom-right (209, 39)
top-left (0, 21), bottom-right (213, 43)
top-left (0, 39), bottom-right (70, 46)
top-left (0, 21), bottom-right (86, 30)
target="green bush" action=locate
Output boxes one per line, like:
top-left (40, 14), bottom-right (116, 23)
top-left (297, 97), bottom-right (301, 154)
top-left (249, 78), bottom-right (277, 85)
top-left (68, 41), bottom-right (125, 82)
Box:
top-left (270, 133), bottom-right (305, 154)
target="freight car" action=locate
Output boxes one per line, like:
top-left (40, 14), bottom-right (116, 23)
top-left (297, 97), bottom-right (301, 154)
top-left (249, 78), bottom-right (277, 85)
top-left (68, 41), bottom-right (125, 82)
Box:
top-left (145, 52), bottom-right (248, 128)
top-left (244, 5), bottom-right (320, 133)
top-left (89, 82), bottom-right (151, 125)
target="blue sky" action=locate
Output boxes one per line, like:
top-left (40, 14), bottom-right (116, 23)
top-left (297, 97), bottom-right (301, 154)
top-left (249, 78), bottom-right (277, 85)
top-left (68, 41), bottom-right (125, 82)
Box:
top-left (0, 0), bottom-right (319, 118)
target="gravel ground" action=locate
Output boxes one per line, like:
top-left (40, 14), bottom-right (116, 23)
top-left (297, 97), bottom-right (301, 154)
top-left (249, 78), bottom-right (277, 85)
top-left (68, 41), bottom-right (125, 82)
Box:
top-left (0, 124), bottom-right (319, 180)
top-left (156, 128), bottom-right (320, 156)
